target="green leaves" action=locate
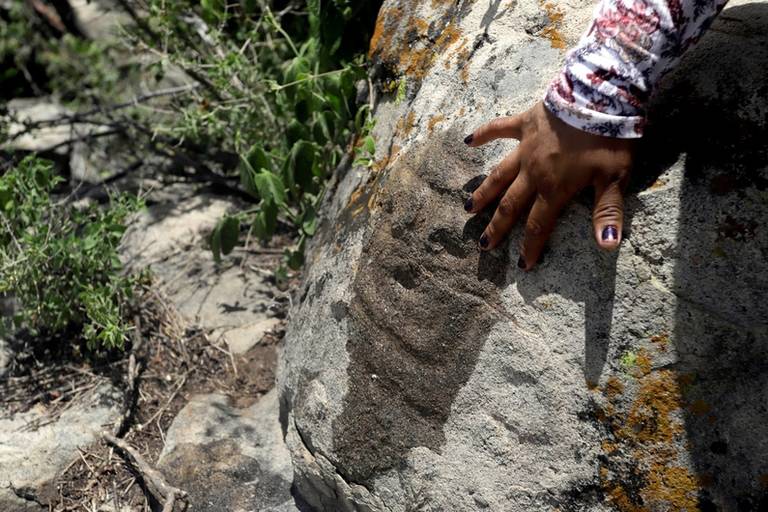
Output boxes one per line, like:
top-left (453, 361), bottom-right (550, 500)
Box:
top-left (252, 170), bottom-right (287, 207)
top-left (201, 0), bottom-right (226, 25)
top-left (210, 215), bottom-right (240, 263)
top-left (252, 200), bottom-right (278, 241)
top-left (0, 156), bottom-right (140, 350)
top-left (301, 203), bottom-right (318, 236)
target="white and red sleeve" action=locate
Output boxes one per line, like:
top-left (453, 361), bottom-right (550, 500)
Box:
top-left (544, 0), bottom-right (729, 138)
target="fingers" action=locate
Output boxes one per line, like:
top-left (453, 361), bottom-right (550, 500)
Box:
top-left (518, 196), bottom-right (566, 271)
top-left (464, 115), bottom-right (524, 147)
top-left (592, 180), bottom-right (624, 250)
top-left (465, 150), bottom-right (521, 213)
top-left (479, 173), bottom-right (534, 251)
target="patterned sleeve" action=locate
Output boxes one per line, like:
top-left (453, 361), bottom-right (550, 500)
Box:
top-left (544, 0), bottom-right (729, 138)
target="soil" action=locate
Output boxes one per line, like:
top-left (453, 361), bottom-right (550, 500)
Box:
top-left (0, 275), bottom-right (293, 511)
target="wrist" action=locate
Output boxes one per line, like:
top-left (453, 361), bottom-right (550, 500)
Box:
top-left (544, 78), bottom-right (646, 139)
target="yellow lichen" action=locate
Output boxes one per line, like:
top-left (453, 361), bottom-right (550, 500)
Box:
top-left (540, 1), bottom-right (567, 49)
top-left (620, 370), bottom-right (684, 444)
top-left (427, 114), bottom-right (445, 133)
top-left (597, 347), bottom-right (706, 511)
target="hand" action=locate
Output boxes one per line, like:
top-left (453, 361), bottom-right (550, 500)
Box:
top-left (463, 101), bottom-right (635, 270)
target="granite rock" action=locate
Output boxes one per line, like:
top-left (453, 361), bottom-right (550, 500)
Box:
top-left (278, 0), bottom-right (768, 510)
top-left (157, 390), bottom-right (298, 512)
top-left (0, 385), bottom-right (123, 511)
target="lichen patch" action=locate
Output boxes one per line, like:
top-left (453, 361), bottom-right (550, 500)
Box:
top-left (539, 1), bottom-right (567, 49)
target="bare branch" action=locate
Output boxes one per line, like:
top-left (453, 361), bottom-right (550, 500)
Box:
top-left (102, 432), bottom-right (188, 512)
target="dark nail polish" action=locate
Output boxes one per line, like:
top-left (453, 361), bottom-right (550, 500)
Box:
top-left (479, 234), bottom-right (489, 249)
top-left (463, 134), bottom-right (474, 145)
top-left (602, 225), bottom-right (618, 242)
top-left (464, 196), bottom-right (474, 212)
top-left (517, 256), bottom-right (526, 269)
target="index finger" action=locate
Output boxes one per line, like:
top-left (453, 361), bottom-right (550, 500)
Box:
top-left (464, 115), bottom-right (524, 147)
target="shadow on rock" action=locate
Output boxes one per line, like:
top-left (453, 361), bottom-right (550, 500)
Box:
top-left (639, 4), bottom-right (768, 509)
top-left (330, 131), bottom-right (509, 484)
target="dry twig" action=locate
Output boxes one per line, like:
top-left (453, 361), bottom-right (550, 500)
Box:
top-left (102, 433), bottom-right (187, 512)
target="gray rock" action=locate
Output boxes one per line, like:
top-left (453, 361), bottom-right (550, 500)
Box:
top-left (121, 183), bottom-right (281, 355)
top-left (278, 0), bottom-right (768, 510)
top-left (1, 99), bottom-right (105, 155)
top-left (158, 389), bottom-right (298, 512)
top-left (0, 339), bottom-right (10, 379)
top-left (69, 0), bottom-right (130, 40)
top-left (0, 384), bottom-right (123, 511)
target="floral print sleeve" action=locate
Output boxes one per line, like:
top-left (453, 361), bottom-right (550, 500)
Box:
top-left (544, 0), bottom-right (729, 138)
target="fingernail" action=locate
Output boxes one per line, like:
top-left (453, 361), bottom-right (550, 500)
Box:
top-left (464, 196), bottom-right (473, 212)
top-left (463, 134), bottom-right (474, 145)
top-left (601, 225), bottom-right (619, 242)
top-left (517, 256), bottom-right (526, 269)
top-left (479, 234), bottom-right (489, 249)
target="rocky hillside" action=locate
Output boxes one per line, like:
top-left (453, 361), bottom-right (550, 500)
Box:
top-left (278, 0), bottom-right (768, 510)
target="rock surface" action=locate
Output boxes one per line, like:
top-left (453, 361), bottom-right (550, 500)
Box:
top-left (122, 183), bottom-right (282, 355)
top-left (158, 389), bottom-right (298, 512)
top-left (0, 385), bottom-right (122, 511)
top-left (278, 0), bottom-right (768, 510)
top-left (122, 182), bottom-right (295, 509)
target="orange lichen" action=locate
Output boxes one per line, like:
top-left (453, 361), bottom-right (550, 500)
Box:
top-left (347, 186), bottom-right (366, 211)
top-left (427, 114), bottom-right (445, 133)
top-left (540, 1), bottom-right (567, 49)
top-left (602, 440), bottom-right (619, 455)
top-left (458, 54), bottom-right (471, 82)
top-left (604, 376), bottom-right (625, 399)
top-left (396, 111), bottom-right (417, 138)
top-left (413, 17), bottom-right (430, 34)
top-left (369, 7), bottom-right (402, 58)
top-left (369, 3), bottom-right (464, 82)
top-left (650, 333), bottom-right (670, 351)
top-left (645, 465), bottom-right (701, 510)
top-left (434, 23), bottom-right (461, 50)
top-left (597, 347), bottom-right (705, 511)
top-left (760, 474), bottom-right (768, 489)
top-left (634, 349), bottom-right (652, 376)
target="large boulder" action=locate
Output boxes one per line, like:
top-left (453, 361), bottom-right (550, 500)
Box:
top-left (278, 0), bottom-right (768, 510)
top-left (157, 390), bottom-right (298, 512)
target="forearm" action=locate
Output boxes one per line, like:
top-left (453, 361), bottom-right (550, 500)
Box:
top-left (544, 0), bottom-right (729, 138)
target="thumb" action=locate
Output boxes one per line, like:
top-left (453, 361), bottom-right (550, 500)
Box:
top-left (593, 180), bottom-right (625, 250)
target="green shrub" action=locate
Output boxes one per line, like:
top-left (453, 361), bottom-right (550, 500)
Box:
top-left (1, 0), bottom-right (381, 274)
top-left (0, 157), bottom-right (141, 349)
top-left (129, 1), bottom-right (379, 269)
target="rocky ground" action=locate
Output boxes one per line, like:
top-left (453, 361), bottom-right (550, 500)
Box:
top-left (3, 0), bottom-right (768, 511)
top-left (0, 173), bottom-right (300, 511)
top-left (279, 0), bottom-right (768, 510)
top-left (1, 2), bottom-right (302, 509)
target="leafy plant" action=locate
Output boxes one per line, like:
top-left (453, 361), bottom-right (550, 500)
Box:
top-left (0, 157), bottom-right (141, 349)
top-left (125, 0), bottom-right (380, 269)
top-left (1, 0), bottom-right (381, 274)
